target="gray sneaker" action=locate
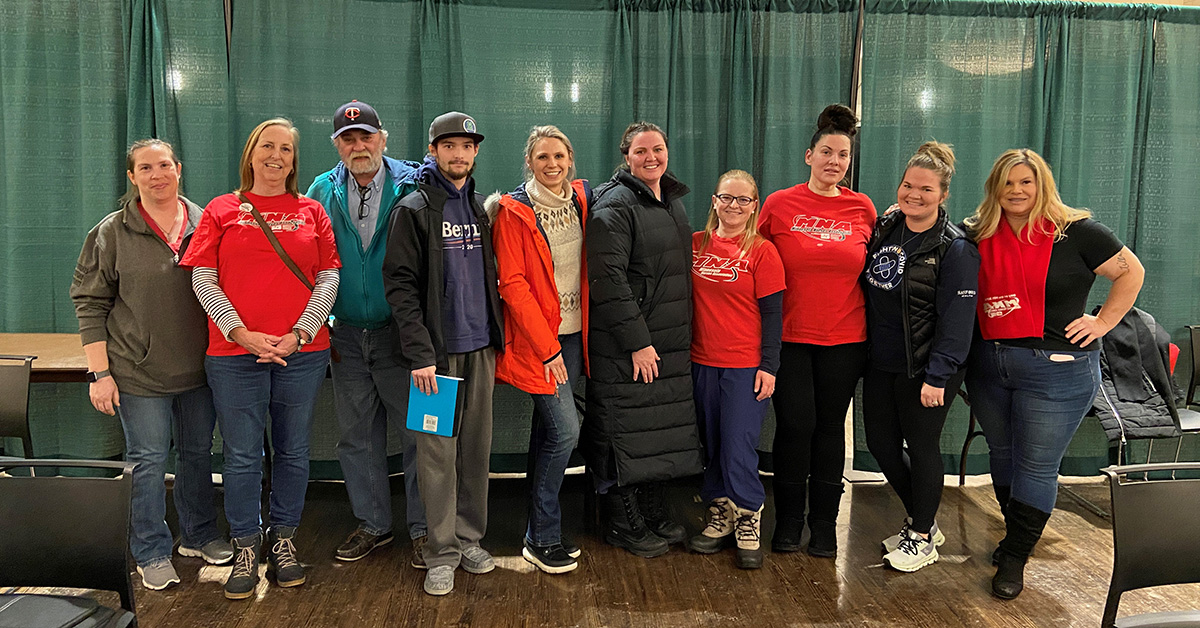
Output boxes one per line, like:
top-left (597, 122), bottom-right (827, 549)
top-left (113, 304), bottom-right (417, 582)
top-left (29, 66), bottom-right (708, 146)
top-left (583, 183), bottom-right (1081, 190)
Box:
top-left (137, 558), bottom-right (181, 590)
top-left (884, 529), bottom-right (939, 572)
top-left (882, 518), bottom-right (945, 553)
top-left (424, 565), bottom-right (455, 596)
top-left (179, 538), bottom-right (234, 564)
top-left (460, 545), bottom-right (495, 574)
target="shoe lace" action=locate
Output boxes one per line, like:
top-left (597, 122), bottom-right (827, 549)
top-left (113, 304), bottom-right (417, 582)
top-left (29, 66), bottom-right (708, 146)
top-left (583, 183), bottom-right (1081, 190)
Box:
top-left (636, 485), bottom-right (666, 521)
top-left (896, 535), bottom-right (922, 556)
top-left (620, 490), bottom-right (648, 530)
top-left (704, 501), bottom-right (731, 535)
top-left (231, 544), bottom-right (257, 579)
top-left (272, 536), bottom-right (300, 570)
top-left (735, 513), bottom-right (759, 544)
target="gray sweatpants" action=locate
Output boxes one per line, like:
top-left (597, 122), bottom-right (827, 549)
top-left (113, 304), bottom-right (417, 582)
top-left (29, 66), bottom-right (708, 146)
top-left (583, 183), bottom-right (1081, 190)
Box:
top-left (414, 348), bottom-right (496, 569)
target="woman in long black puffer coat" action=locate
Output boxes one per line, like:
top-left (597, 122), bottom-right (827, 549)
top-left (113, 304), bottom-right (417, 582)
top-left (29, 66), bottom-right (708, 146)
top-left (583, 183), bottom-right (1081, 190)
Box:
top-left (584, 121), bottom-right (702, 559)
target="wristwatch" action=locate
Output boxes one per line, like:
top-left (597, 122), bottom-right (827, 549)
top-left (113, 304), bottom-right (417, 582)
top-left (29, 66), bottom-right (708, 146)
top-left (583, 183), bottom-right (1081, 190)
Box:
top-left (293, 329), bottom-right (308, 348)
top-left (86, 369), bottom-right (111, 383)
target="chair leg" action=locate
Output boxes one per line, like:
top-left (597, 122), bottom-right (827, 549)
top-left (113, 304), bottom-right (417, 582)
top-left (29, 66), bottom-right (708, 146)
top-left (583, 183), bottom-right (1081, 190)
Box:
top-left (1101, 586), bottom-right (1122, 628)
top-left (960, 412), bottom-right (984, 487)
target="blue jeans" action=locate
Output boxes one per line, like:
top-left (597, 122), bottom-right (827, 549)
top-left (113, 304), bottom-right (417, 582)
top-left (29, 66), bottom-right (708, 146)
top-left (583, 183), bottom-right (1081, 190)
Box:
top-left (526, 333), bottom-right (583, 546)
top-left (206, 350), bottom-right (329, 539)
top-left (693, 364), bottom-right (768, 511)
top-left (117, 386), bottom-right (221, 567)
top-left (966, 341), bottom-right (1101, 513)
top-left (330, 323), bottom-right (426, 538)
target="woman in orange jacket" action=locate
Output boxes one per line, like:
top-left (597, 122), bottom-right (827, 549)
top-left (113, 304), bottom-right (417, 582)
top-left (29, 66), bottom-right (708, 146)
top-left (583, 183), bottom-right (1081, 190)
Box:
top-left (489, 125), bottom-right (592, 575)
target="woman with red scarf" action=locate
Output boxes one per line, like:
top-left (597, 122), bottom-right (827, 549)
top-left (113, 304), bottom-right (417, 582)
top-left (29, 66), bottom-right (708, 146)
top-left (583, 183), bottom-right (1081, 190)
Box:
top-left (964, 149), bottom-right (1143, 600)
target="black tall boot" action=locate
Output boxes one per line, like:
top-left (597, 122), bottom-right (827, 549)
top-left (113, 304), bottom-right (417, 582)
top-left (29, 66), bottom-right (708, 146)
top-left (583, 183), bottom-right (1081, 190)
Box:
top-left (771, 480), bottom-right (807, 552)
top-left (603, 486), bottom-right (669, 558)
top-left (990, 484), bottom-right (1012, 565)
top-left (992, 500), bottom-right (1052, 600)
top-left (636, 482), bottom-right (687, 544)
top-left (806, 479), bottom-right (845, 558)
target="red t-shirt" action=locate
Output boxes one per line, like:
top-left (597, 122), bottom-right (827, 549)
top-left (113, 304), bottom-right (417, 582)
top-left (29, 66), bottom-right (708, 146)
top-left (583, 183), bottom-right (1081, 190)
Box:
top-left (690, 232), bottom-right (787, 369)
top-left (758, 183), bottom-right (876, 345)
top-left (180, 192), bottom-right (341, 356)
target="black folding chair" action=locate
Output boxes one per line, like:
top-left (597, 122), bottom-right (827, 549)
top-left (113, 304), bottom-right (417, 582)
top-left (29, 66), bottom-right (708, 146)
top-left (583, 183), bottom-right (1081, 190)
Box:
top-left (0, 354), bottom-right (36, 458)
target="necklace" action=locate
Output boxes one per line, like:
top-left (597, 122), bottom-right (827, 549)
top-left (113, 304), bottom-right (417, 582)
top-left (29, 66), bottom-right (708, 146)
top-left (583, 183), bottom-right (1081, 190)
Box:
top-left (898, 222), bottom-right (924, 249)
top-left (147, 200), bottom-right (184, 240)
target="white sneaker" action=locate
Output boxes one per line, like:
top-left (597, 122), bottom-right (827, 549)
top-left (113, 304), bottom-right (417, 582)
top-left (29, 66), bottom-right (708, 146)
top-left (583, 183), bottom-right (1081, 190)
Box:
top-left (884, 529), bottom-right (939, 572)
top-left (882, 518), bottom-right (945, 553)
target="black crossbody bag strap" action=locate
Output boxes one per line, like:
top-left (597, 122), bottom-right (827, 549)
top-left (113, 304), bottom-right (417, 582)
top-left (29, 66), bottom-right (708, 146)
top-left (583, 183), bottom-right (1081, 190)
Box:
top-left (237, 193), bottom-right (314, 291)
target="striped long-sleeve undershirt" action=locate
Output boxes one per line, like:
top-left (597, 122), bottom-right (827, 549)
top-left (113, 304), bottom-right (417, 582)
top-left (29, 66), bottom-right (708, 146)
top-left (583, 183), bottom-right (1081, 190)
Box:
top-left (191, 267), bottom-right (340, 341)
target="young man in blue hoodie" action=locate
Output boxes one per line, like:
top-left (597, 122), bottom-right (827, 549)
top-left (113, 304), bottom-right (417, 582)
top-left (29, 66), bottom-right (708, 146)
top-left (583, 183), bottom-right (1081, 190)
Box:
top-left (382, 112), bottom-right (504, 596)
top-left (306, 101), bottom-right (428, 566)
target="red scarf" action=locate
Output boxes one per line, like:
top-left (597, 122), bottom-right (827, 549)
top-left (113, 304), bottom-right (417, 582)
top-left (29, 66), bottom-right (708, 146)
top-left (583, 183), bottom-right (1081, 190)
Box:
top-left (976, 218), bottom-right (1053, 340)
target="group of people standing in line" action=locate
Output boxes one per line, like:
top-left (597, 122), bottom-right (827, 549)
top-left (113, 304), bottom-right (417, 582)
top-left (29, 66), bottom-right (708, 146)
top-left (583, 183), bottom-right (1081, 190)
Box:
top-left (69, 99), bottom-right (1144, 601)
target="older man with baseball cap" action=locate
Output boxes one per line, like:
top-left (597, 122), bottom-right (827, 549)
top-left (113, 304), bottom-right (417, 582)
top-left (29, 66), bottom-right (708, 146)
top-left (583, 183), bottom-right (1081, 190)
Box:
top-left (382, 112), bottom-right (503, 596)
top-left (305, 100), bottom-right (429, 567)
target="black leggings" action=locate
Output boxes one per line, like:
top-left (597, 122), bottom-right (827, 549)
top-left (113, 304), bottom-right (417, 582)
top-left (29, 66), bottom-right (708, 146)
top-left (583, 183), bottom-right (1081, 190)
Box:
top-left (862, 366), bottom-right (965, 534)
top-left (771, 342), bottom-right (868, 514)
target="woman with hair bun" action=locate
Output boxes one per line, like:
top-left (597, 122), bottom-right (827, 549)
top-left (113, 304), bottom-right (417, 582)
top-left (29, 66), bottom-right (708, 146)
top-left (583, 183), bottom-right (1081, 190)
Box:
top-left (758, 104), bottom-right (876, 557)
top-left (964, 148), bottom-right (1143, 599)
top-left (862, 141), bottom-right (979, 573)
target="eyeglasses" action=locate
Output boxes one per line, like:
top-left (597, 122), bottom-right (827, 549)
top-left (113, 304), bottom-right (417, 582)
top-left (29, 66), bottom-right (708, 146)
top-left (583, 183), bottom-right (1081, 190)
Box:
top-left (356, 184), bottom-right (373, 220)
top-left (714, 194), bottom-right (756, 207)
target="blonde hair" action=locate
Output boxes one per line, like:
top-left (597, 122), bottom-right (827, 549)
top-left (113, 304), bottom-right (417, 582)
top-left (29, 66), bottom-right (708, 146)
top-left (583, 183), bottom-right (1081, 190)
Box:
top-left (699, 169), bottom-right (763, 257)
top-left (523, 125), bottom-right (577, 183)
top-left (902, 141), bottom-right (955, 209)
top-left (236, 118), bottom-right (301, 197)
top-left (965, 148), bottom-right (1090, 242)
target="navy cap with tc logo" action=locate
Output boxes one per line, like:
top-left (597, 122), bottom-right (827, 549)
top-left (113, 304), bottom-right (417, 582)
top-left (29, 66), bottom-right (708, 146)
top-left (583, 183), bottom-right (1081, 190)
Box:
top-left (331, 100), bottom-right (382, 139)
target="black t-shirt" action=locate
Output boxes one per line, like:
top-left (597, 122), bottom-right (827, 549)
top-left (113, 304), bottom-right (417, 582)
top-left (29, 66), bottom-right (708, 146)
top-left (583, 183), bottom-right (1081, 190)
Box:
top-left (865, 223), bottom-right (922, 373)
top-left (1000, 217), bottom-right (1123, 352)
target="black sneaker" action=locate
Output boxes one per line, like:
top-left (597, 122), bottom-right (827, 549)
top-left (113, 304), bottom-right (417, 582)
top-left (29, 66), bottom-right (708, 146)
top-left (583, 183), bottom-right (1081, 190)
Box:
top-left (224, 533), bottom-right (261, 600)
top-left (561, 535), bottom-right (581, 559)
top-left (268, 526), bottom-right (306, 587)
top-left (335, 528), bottom-right (394, 562)
top-left (522, 540), bottom-right (579, 574)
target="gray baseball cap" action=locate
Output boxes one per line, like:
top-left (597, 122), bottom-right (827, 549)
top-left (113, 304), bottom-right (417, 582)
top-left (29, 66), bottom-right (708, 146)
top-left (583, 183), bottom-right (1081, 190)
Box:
top-left (428, 111), bottom-right (484, 145)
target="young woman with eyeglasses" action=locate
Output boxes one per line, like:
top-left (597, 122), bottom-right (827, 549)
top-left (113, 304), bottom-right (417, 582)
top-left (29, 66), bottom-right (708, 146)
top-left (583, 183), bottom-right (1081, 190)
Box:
top-left (686, 170), bottom-right (785, 570)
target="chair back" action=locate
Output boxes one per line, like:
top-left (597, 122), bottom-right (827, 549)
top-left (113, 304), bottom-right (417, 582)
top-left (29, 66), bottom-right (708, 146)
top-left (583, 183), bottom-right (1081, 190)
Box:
top-left (1101, 463), bottom-right (1200, 627)
top-left (0, 355), bottom-right (35, 457)
top-left (0, 459), bottom-right (137, 614)
top-left (1188, 326), bottom-right (1199, 407)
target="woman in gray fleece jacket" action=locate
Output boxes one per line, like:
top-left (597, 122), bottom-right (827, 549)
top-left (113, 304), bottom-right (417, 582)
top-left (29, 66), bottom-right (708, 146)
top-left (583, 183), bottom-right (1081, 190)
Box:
top-left (70, 139), bottom-right (232, 591)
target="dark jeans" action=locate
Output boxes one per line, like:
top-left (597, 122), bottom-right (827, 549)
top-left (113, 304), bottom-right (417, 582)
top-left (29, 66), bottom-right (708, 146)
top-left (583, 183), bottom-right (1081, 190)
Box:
top-left (206, 350), bottom-right (330, 539)
top-left (525, 332), bottom-right (584, 546)
top-left (966, 341), bottom-right (1101, 513)
top-left (771, 341), bottom-right (867, 517)
top-left (117, 386), bottom-right (221, 566)
top-left (329, 323), bottom-right (426, 539)
top-left (693, 364), bottom-right (769, 511)
top-left (862, 367), bottom-right (965, 534)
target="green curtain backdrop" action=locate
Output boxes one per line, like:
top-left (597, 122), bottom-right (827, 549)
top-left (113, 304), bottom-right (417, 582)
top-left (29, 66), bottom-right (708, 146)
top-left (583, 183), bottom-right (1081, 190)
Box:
top-left (0, 0), bottom-right (858, 474)
top-left (2, 0), bottom-right (1197, 475)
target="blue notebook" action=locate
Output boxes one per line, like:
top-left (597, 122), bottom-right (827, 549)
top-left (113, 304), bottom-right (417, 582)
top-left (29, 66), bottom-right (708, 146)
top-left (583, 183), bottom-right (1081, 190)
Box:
top-left (406, 375), bottom-right (462, 437)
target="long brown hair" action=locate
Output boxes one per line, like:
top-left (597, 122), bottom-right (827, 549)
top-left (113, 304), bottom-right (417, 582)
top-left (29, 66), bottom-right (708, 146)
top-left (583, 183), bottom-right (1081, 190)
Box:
top-left (236, 118), bottom-right (301, 197)
top-left (699, 169), bottom-right (762, 258)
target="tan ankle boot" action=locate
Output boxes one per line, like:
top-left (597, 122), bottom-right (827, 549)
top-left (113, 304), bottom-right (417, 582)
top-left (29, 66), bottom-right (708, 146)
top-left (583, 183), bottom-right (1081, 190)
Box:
top-left (734, 505), bottom-right (763, 569)
top-left (687, 497), bottom-right (737, 553)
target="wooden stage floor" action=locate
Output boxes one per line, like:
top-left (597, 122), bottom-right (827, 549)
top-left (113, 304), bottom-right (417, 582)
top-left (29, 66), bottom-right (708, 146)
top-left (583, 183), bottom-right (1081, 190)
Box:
top-left (72, 475), bottom-right (1200, 627)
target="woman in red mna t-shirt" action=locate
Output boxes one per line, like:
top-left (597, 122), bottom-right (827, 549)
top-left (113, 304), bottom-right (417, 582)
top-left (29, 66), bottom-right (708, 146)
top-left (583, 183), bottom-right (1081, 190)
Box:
top-left (180, 119), bottom-right (341, 600)
top-left (757, 104), bottom-right (877, 558)
top-left (687, 169), bottom-right (785, 570)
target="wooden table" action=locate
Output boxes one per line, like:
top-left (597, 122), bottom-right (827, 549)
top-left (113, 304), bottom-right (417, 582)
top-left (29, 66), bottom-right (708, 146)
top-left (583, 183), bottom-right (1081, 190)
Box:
top-left (0, 333), bottom-right (88, 383)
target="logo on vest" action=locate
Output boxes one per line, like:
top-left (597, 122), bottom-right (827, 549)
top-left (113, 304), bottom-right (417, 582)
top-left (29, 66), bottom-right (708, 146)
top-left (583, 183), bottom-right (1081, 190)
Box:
top-left (790, 215), bottom-right (852, 242)
top-left (983, 294), bottom-right (1021, 318)
top-left (692, 253), bottom-right (750, 282)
